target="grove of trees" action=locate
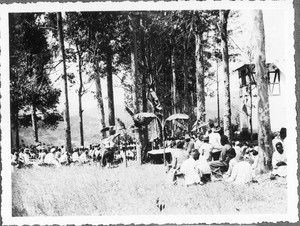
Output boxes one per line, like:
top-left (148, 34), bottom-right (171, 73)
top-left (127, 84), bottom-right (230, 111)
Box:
top-left (10, 10), bottom-right (273, 171)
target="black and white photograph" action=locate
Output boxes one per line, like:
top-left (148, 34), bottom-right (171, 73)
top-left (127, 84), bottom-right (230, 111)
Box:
top-left (1, 0), bottom-right (298, 225)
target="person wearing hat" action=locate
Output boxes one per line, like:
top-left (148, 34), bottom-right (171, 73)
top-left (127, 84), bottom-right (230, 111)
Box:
top-left (184, 134), bottom-right (195, 154)
top-left (198, 135), bottom-right (213, 161)
top-left (207, 123), bottom-right (222, 160)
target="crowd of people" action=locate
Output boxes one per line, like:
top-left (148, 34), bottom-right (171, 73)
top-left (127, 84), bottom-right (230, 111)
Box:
top-left (11, 140), bottom-right (136, 170)
top-left (11, 123), bottom-right (288, 187)
top-left (166, 123), bottom-right (287, 186)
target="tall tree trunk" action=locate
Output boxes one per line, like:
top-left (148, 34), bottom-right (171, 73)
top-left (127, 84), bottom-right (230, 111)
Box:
top-left (77, 48), bottom-right (84, 147)
top-left (57, 12), bottom-right (72, 153)
top-left (11, 102), bottom-right (20, 149)
top-left (171, 42), bottom-right (177, 114)
top-left (129, 13), bottom-right (142, 164)
top-left (183, 41), bottom-right (188, 114)
top-left (106, 45), bottom-right (115, 134)
top-left (31, 105), bottom-right (38, 142)
top-left (195, 33), bottom-right (206, 123)
top-left (140, 15), bottom-right (149, 157)
top-left (253, 10), bottom-right (273, 172)
top-left (140, 15), bottom-right (147, 113)
top-left (94, 72), bottom-right (106, 138)
top-left (219, 10), bottom-right (232, 141)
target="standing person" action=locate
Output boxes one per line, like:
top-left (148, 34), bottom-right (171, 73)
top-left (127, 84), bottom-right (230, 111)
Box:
top-left (184, 134), bottom-right (195, 154)
top-left (180, 149), bottom-right (203, 186)
top-left (209, 135), bottom-right (236, 178)
top-left (198, 135), bottom-right (213, 161)
top-left (270, 142), bottom-right (287, 179)
top-left (208, 123), bottom-right (222, 160)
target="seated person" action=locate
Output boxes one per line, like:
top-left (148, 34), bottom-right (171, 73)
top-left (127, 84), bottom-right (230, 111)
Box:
top-left (209, 135), bottom-right (236, 177)
top-left (71, 148), bottom-right (80, 163)
top-left (272, 127), bottom-right (286, 151)
top-left (223, 154), bottom-right (239, 179)
top-left (270, 142), bottom-right (287, 178)
top-left (197, 153), bottom-right (212, 183)
top-left (226, 153), bottom-right (253, 185)
top-left (59, 151), bottom-right (69, 165)
top-left (79, 150), bottom-right (89, 164)
top-left (166, 141), bottom-right (189, 183)
top-left (44, 148), bottom-right (60, 167)
top-left (180, 149), bottom-right (203, 186)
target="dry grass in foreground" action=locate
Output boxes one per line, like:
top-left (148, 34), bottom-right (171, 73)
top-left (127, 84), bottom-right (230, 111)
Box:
top-left (12, 162), bottom-right (287, 216)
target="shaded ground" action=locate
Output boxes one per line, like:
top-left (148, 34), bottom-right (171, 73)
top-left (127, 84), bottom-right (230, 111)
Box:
top-left (12, 163), bottom-right (287, 216)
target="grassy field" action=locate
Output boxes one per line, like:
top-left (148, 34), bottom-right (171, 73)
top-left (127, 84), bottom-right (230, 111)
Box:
top-left (12, 162), bottom-right (287, 216)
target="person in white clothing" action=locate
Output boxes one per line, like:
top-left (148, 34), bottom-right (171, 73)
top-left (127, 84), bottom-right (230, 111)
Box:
top-left (72, 148), bottom-right (80, 163)
top-left (44, 148), bottom-right (60, 167)
top-left (270, 142), bottom-right (287, 178)
top-left (198, 135), bottom-right (213, 161)
top-left (226, 154), bottom-right (253, 185)
top-left (272, 127), bottom-right (286, 151)
top-left (59, 152), bottom-right (69, 165)
top-left (79, 150), bottom-right (89, 164)
top-left (180, 149), bottom-right (203, 186)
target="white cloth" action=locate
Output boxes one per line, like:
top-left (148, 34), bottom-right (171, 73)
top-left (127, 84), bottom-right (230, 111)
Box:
top-left (44, 153), bottom-right (60, 167)
top-left (23, 153), bottom-right (31, 164)
top-left (209, 132), bottom-right (221, 146)
top-left (59, 153), bottom-right (68, 164)
top-left (72, 152), bottom-right (80, 162)
top-left (180, 157), bottom-right (201, 186)
top-left (272, 151), bottom-right (287, 169)
top-left (197, 156), bottom-right (211, 175)
top-left (225, 158), bottom-right (238, 177)
top-left (54, 151), bottom-right (61, 160)
top-left (194, 139), bottom-right (203, 150)
top-left (199, 142), bottom-right (213, 161)
top-left (272, 150), bottom-right (287, 177)
top-left (79, 152), bottom-right (88, 163)
top-left (227, 161), bottom-right (253, 185)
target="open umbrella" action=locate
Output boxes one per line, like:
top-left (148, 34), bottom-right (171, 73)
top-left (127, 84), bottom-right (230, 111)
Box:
top-left (165, 113), bottom-right (189, 121)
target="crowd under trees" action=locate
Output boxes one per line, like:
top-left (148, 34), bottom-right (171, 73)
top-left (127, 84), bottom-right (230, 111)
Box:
top-left (10, 10), bottom-right (272, 172)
